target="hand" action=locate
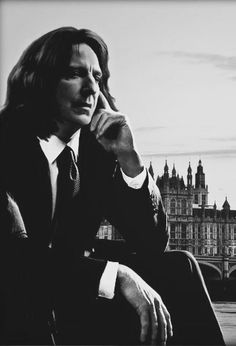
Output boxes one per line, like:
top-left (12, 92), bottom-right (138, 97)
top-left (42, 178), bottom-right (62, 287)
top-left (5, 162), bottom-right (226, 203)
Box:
top-left (6, 194), bottom-right (28, 239)
top-left (90, 92), bottom-right (133, 154)
top-left (117, 264), bottom-right (173, 345)
top-left (90, 92), bottom-right (144, 177)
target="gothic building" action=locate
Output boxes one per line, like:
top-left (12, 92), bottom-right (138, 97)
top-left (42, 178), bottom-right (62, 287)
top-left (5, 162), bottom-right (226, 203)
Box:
top-left (96, 218), bottom-right (122, 240)
top-left (97, 160), bottom-right (236, 259)
top-left (154, 160), bottom-right (236, 257)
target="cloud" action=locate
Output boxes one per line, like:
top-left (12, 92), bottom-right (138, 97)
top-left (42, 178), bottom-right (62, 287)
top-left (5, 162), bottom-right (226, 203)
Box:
top-left (157, 50), bottom-right (236, 72)
top-left (206, 136), bottom-right (236, 142)
top-left (134, 125), bottom-right (166, 132)
top-left (142, 148), bottom-right (236, 159)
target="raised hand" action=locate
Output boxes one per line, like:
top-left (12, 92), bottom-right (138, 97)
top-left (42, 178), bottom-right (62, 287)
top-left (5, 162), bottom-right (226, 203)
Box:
top-left (90, 92), bottom-right (133, 153)
top-left (90, 92), bottom-right (144, 177)
top-left (117, 264), bottom-right (173, 345)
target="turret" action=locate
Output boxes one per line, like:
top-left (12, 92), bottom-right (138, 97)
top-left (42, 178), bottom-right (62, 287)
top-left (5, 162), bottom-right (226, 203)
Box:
top-left (195, 160), bottom-right (205, 188)
top-left (213, 201), bottom-right (217, 219)
top-left (148, 161), bottom-right (154, 179)
top-left (172, 164), bottom-right (176, 177)
top-left (222, 197), bottom-right (230, 219)
top-left (222, 197), bottom-right (230, 211)
top-left (187, 162), bottom-right (192, 187)
top-left (164, 160), bottom-right (169, 176)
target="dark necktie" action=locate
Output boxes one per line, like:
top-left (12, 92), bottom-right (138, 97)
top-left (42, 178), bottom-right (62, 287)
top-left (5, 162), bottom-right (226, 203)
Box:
top-left (56, 145), bottom-right (80, 214)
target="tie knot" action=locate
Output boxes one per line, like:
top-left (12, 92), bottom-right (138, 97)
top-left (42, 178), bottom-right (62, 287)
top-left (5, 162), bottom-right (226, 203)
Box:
top-left (57, 146), bottom-right (78, 181)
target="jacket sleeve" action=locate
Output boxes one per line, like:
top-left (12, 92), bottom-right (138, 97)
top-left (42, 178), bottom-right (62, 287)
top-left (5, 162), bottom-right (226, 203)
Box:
top-left (104, 166), bottom-right (169, 258)
top-left (0, 190), bottom-right (107, 300)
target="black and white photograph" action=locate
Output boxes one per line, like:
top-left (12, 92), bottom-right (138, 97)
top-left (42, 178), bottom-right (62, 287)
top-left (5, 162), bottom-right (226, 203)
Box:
top-left (0, 1), bottom-right (236, 345)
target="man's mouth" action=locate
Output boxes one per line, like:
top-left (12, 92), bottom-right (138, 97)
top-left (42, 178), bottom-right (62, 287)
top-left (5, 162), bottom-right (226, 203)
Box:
top-left (73, 101), bottom-right (92, 109)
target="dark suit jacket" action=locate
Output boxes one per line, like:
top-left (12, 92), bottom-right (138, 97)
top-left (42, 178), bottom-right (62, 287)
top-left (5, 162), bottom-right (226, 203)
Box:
top-left (0, 116), bottom-right (169, 299)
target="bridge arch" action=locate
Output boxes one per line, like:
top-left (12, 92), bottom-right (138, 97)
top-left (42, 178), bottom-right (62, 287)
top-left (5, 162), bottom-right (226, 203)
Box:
top-left (198, 261), bottom-right (222, 280)
top-left (229, 265), bottom-right (236, 278)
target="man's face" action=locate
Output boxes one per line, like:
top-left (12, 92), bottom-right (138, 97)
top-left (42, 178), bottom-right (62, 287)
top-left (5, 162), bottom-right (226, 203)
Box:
top-left (55, 43), bottom-right (102, 136)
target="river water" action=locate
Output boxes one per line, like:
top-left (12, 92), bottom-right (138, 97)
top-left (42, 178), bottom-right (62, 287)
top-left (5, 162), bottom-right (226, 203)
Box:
top-left (213, 302), bottom-right (236, 346)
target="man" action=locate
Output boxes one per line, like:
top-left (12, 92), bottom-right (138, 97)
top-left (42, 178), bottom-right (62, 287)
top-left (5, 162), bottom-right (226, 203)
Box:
top-left (0, 27), bottom-right (224, 345)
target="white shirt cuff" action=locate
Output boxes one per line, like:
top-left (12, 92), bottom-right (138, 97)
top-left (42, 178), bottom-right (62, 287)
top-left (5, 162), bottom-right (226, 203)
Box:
top-left (98, 261), bottom-right (119, 299)
top-left (121, 167), bottom-right (147, 189)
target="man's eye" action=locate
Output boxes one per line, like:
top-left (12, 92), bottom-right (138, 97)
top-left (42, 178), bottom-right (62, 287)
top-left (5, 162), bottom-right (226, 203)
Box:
top-left (94, 74), bottom-right (102, 83)
top-left (63, 68), bottom-right (86, 79)
top-left (65, 71), bottom-right (81, 79)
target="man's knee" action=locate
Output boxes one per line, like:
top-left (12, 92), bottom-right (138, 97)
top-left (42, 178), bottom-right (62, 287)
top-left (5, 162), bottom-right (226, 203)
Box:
top-left (162, 250), bottom-right (201, 278)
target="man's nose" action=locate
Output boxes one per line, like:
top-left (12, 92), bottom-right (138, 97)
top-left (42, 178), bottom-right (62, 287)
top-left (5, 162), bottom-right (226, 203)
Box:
top-left (81, 74), bottom-right (98, 98)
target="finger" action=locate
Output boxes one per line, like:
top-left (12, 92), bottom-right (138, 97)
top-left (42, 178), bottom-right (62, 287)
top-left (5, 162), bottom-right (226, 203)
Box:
top-left (90, 109), bottom-right (103, 132)
top-left (156, 305), bottom-right (167, 344)
top-left (162, 304), bottom-right (173, 338)
top-left (96, 91), bottom-right (111, 110)
top-left (139, 310), bottom-right (150, 344)
top-left (92, 112), bottom-right (109, 138)
top-left (150, 305), bottom-right (158, 345)
top-left (96, 116), bottom-right (122, 139)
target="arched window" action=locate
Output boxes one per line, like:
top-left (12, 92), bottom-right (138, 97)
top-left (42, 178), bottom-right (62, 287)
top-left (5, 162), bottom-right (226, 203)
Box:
top-left (170, 198), bottom-right (176, 214)
top-left (198, 224), bottom-right (201, 239)
top-left (181, 199), bottom-right (187, 215)
top-left (181, 224), bottom-right (187, 239)
top-left (210, 225), bottom-right (213, 239)
top-left (170, 224), bottom-right (176, 239)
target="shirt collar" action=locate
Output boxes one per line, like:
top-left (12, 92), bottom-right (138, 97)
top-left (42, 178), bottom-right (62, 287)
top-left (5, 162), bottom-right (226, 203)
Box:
top-left (39, 130), bottom-right (80, 164)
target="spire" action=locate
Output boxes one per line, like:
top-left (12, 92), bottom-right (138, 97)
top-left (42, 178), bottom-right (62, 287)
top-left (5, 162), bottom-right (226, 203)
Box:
top-left (213, 201), bottom-right (217, 218)
top-left (163, 160), bottom-right (169, 183)
top-left (195, 160), bottom-right (205, 188)
top-left (222, 197), bottom-right (230, 210)
top-left (164, 160), bottom-right (169, 174)
top-left (172, 164), bottom-right (176, 177)
top-left (148, 161), bottom-right (154, 179)
top-left (180, 176), bottom-right (185, 189)
top-left (187, 162), bottom-right (192, 187)
top-left (188, 162), bottom-right (192, 174)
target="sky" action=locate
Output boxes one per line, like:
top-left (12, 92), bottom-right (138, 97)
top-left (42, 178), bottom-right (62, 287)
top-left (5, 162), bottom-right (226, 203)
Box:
top-left (1, 0), bottom-right (236, 209)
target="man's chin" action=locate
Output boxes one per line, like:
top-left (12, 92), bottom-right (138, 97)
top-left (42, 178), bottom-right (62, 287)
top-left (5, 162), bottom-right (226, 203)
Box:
top-left (75, 113), bottom-right (93, 127)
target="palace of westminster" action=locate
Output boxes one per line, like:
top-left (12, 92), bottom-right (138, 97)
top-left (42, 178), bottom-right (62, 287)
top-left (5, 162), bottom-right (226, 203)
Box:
top-left (97, 160), bottom-right (236, 258)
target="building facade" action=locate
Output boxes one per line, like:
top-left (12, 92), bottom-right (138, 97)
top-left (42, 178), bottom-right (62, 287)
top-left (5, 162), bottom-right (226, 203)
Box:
top-left (96, 218), bottom-right (123, 240)
top-left (155, 160), bottom-right (236, 258)
top-left (97, 160), bottom-right (236, 259)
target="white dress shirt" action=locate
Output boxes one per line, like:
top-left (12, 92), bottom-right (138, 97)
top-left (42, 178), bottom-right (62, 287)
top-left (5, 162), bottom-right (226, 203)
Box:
top-left (39, 130), bottom-right (148, 299)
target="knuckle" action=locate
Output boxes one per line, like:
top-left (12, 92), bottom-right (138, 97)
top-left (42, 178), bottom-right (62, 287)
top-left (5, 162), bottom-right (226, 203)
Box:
top-left (142, 320), bottom-right (149, 329)
top-left (149, 302), bottom-right (156, 312)
top-left (155, 299), bottom-right (161, 309)
top-left (166, 311), bottom-right (171, 321)
top-left (143, 299), bottom-right (152, 309)
top-left (153, 320), bottom-right (158, 328)
top-left (118, 114), bottom-right (127, 122)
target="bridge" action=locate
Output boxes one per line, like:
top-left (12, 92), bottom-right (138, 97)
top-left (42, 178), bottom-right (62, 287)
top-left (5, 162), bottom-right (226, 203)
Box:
top-left (195, 255), bottom-right (236, 280)
top-left (195, 255), bottom-right (236, 300)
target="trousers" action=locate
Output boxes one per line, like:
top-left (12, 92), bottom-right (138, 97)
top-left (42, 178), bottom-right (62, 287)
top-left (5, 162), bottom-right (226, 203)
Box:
top-left (54, 249), bottom-right (225, 346)
top-left (0, 245), bottom-right (225, 346)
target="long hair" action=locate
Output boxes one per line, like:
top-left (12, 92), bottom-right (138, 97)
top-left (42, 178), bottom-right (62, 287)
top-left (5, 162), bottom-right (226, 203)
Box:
top-left (0, 26), bottom-right (117, 138)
